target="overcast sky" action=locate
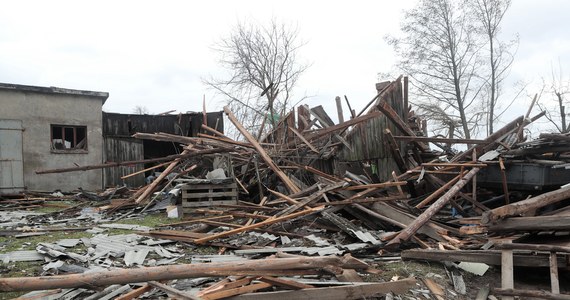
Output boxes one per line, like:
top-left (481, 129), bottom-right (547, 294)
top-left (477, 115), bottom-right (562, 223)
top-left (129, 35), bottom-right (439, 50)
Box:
top-left (0, 0), bottom-right (568, 133)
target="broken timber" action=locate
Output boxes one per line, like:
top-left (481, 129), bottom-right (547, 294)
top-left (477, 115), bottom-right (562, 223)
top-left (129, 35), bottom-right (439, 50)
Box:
top-left (0, 255), bottom-right (368, 292)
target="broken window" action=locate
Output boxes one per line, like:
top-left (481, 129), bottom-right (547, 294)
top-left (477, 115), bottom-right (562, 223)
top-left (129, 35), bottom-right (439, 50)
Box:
top-left (50, 125), bottom-right (87, 151)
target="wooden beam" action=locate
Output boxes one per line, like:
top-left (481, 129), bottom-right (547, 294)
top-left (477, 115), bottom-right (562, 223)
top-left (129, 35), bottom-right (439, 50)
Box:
top-left (401, 249), bottom-right (566, 268)
top-left (288, 127), bottom-right (319, 153)
top-left (388, 168), bottom-right (480, 245)
top-left (148, 281), bottom-right (200, 300)
top-left (135, 152), bottom-right (190, 203)
top-left (194, 206), bottom-right (323, 244)
top-left (224, 106), bottom-right (300, 194)
top-left (0, 256), bottom-right (369, 292)
top-left (481, 187), bottom-right (570, 224)
top-left (392, 136), bottom-right (486, 144)
top-left (224, 278), bottom-right (417, 300)
top-left (415, 173), bottom-right (461, 209)
top-left (492, 288), bottom-right (570, 300)
top-left (488, 215), bottom-right (570, 232)
top-left (377, 100), bottom-right (429, 151)
top-left (305, 111), bottom-right (382, 141)
top-left (344, 181), bottom-right (408, 190)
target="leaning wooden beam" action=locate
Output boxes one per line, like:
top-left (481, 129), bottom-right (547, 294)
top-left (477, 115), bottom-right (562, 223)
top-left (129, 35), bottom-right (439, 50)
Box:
top-left (224, 106), bottom-right (300, 194)
top-left (288, 127), bottom-right (319, 153)
top-left (305, 111), bottom-right (382, 141)
top-left (481, 186), bottom-right (570, 224)
top-left (0, 255), bottom-right (368, 292)
top-left (224, 278), bottom-right (417, 300)
top-left (415, 173), bottom-right (462, 209)
top-left (194, 206), bottom-right (323, 244)
top-left (451, 115), bottom-right (524, 162)
top-left (377, 99), bottom-right (429, 151)
top-left (134, 152), bottom-right (190, 204)
top-left (387, 167), bottom-right (480, 246)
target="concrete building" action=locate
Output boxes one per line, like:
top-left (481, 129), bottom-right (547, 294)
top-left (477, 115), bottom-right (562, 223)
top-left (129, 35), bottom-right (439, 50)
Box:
top-left (0, 83), bottom-right (108, 193)
top-left (0, 82), bottom-right (225, 194)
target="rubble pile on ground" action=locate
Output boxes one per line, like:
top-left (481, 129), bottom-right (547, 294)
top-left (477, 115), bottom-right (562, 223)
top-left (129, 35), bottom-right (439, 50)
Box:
top-left (1, 76), bottom-right (570, 299)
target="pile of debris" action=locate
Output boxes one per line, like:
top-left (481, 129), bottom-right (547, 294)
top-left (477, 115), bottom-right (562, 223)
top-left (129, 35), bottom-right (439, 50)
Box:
top-left (2, 76), bottom-right (570, 299)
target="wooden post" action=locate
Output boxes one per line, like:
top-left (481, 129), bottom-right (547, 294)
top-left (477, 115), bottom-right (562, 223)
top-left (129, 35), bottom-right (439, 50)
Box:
top-left (499, 158), bottom-right (509, 204)
top-left (501, 240), bottom-right (515, 300)
top-left (335, 96), bottom-right (344, 124)
top-left (550, 252), bottom-right (560, 294)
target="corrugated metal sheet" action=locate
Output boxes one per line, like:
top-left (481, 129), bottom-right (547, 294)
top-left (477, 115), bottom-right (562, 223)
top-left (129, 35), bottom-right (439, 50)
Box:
top-left (103, 137), bottom-right (144, 187)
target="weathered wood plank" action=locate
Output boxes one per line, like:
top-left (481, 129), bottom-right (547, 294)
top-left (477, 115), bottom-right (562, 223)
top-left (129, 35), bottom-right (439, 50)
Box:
top-left (225, 278), bottom-right (417, 300)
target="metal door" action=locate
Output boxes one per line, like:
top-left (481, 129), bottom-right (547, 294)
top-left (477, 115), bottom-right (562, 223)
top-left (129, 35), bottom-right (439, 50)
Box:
top-left (0, 119), bottom-right (24, 193)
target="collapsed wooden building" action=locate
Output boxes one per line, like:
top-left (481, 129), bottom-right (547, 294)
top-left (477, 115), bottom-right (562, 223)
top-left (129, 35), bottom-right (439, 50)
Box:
top-left (2, 76), bottom-right (570, 299)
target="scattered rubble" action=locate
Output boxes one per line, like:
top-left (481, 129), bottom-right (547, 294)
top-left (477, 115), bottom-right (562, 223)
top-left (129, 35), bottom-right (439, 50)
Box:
top-left (1, 76), bottom-right (570, 299)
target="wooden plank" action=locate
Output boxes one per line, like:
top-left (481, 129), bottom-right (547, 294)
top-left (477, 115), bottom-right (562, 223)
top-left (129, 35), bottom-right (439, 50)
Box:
top-left (305, 111), bottom-right (382, 140)
top-left (550, 252), bottom-right (560, 294)
top-left (495, 243), bottom-right (570, 253)
top-left (402, 249), bottom-right (566, 267)
top-left (384, 129), bottom-right (408, 173)
top-left (501, 246), bottom-right (514, 300)
top-left (492, 288), bottom-right (570, 300)
top-left (482, 187), bottom-right (570, 224)
top-left (423, 278), bottom-right (445, 300)
top-left (148, 281), bottom-right (200, 300)
top-left (259, 276), bottom-right (314, 289)
top-left (275, 181), bottom-right (346, 217)
top-left (288, 127), bottom-right (319, 153)
top-left (193, 206), bottom-right (323, 244)
top-left (377, 99), bottom-right (429, 151)
top-left (488, 215), bottom-right (570, 232)
top-left (416, 173), bottom-right (461, 209)
top-left (225, 278), bottom-right (417, 300)
top-left (224, 106), bottom-right (300, 194)
top-left (370, 202), bottom-right (456, 242)
top-left (135, 152), bottom-right (190, 203)
top-left (388, 168), bottom-right (480, 246)
top-left (115, 283), bottom-right (152, 300)
top-left (202, 282), bottom-right (273, 300)
top-left (344, 181), bottom-right (407, 190)
top-left (392, 136), bottom-right (486, 144)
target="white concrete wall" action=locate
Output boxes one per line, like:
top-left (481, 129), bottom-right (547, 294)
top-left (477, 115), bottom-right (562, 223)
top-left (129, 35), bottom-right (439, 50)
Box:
top-left (0, 90), bottom-right (104, 191)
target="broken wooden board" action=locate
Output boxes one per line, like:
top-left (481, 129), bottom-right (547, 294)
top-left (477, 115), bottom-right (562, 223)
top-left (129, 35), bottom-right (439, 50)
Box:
top-left (224, 278), bottom-right (417, 300)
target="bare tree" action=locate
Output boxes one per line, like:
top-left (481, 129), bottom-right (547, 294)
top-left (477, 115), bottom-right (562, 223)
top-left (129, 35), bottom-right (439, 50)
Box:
top-left (538, 62), bottom-right (570, 133)
top-left (133, 105), bottom-right (149, 115)
top-left (469, 0), bottom-right (518, 135)
top-left (387, 0), bottom-right (485, 140)
top-left (205, 19), bottom-right (309, 138)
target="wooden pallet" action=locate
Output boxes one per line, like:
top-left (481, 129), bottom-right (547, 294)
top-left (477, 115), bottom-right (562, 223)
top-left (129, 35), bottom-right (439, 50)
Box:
top-left (181, 182), bottom-right (238, 207)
